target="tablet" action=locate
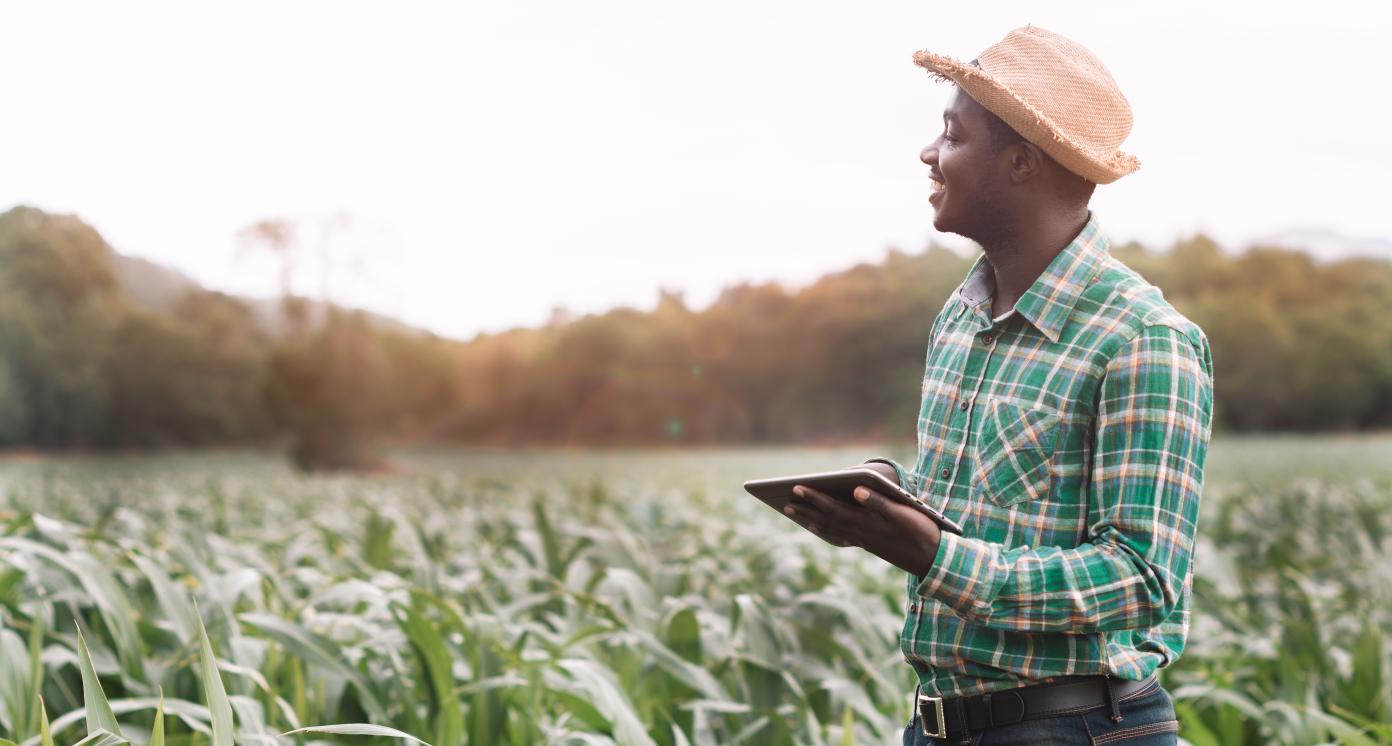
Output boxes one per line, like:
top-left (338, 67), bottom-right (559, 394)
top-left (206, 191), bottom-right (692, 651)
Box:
top-left (743, 466), bottom-right (964, 535)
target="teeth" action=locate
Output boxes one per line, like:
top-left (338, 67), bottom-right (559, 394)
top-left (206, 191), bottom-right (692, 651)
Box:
top-left (931, 180), bottom-right (945, 192)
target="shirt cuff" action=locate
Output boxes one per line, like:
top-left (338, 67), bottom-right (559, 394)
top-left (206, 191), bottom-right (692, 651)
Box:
top-left (861, 457), bottom-right (915, 494)
top-left (914, 530), bottom-right (1007, 622)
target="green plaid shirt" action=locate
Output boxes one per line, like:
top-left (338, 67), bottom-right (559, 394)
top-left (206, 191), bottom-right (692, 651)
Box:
top-left (878, 211), bottom-right (1214, 698)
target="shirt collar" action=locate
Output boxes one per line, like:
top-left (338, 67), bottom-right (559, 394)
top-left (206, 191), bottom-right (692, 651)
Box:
top-left (955, 211), bottom-right (1109, 343)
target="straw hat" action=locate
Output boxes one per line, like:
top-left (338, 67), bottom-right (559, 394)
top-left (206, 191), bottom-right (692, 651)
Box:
top-left (912, 26), bottom-right (1139, 184)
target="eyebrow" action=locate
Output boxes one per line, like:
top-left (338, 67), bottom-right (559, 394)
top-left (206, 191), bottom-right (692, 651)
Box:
top-left (942, 111), bottom-right (959, 125)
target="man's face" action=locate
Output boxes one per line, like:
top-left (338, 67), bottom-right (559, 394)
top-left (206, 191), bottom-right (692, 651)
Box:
top-left (920, 87), bottom-right (1013, 239)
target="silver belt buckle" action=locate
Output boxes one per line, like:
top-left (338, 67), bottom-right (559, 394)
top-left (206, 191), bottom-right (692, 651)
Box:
top-left (917, 692), bottom-right (947, 739)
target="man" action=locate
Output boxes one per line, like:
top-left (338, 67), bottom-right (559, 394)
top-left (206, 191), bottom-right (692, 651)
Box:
top-left (783, 26), bottom-right (1213, 745)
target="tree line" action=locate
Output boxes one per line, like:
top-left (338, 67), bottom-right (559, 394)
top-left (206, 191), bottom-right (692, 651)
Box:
top-left (2, 205), bottom-right (1389, 466)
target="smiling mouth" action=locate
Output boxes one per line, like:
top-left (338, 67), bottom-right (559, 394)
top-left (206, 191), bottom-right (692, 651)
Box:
top-left (930, 179), bottom-right (945, 193)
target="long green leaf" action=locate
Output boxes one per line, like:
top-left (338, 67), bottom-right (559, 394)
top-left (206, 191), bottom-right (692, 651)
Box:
top-left (239, 612), bottom-right (387, 721)
top-left (0, 629), bottom-right (29, 739)
top-left (282, 723), bottom-right (433, 744)
top-left (554, 659), bottom-right (657, 746)
top-left (193, 601), bottom-right (235, 746)
top-left (39, 697), bottom-right (53, 746)
top-left (392, 597), bottom-right (463, 746)
top-left (25, 613), bottom-right (45, 739)
top-left (632, 630), bottom-right (727, 700)
top-left (42, 697), bottom-right (212, 742)
top-left (70, 730), bottom-right (129, 746)
top-left (129, 553), bottom-right (198, 643)
top-left (1, 538), bottom-right (145, 680)
top-left (74, 624), bottom-right (121, 737)
top-left (149, 692), bottom-right (164, 746)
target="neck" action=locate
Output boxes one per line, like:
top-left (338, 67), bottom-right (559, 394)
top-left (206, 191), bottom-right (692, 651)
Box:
top-left (978, 203), bottom-right (1091, 315)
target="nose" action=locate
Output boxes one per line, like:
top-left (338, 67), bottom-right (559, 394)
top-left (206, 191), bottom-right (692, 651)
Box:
top-left (920, 137), bottom-right (940, 167)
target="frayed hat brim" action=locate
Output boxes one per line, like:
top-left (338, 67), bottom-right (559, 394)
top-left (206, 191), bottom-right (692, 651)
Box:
top-left (912, 48), bottom-right (1139, 184)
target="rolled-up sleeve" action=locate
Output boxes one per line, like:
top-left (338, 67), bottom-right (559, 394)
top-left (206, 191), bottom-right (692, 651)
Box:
top-left (914, 324), bottom-right (1213, 633)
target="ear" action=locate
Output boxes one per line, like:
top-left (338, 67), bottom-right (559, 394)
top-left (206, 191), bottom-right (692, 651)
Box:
top-left (1007, 140), bottom-right (1045, 185)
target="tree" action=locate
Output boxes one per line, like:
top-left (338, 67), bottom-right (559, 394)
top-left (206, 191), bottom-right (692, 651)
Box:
top-left (0, 206), bottom-right (123, 447)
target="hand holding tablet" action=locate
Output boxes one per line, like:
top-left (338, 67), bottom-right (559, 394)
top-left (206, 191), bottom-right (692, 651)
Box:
top-left (743, 465), bottom-right (964, 536)
top-left (743, 463), bottom-right (962, 575)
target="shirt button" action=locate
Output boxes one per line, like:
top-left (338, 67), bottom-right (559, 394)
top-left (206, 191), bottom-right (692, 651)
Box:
top-left (939, 467), bottom-right (951, 479)
top-left (981, 334), bottom-right (995, 346)
top-left (959, 400), bottom-right (969, 411)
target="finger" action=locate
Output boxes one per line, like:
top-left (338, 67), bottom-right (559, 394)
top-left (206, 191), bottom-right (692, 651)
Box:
top-left (851, 486), bottom-right (890, 513)
top-left (795, 488), bottom-right (873, 546)
top-left (807, 522), bottom-right (857, 548)
top-left (822, 532), bottom-right (855, 548)
top-left (788, 486), bottom-right (836, 522)
top-left (783, 505), bottom-right (856, 547)
top-left (852, 486), bottom-right (912, 521)
top-left (795, 485), bottom-right (858, 522)
top-left (781, 503), bottom-right (819, 531)
top-left (805, 489), bottom-right (886, 544)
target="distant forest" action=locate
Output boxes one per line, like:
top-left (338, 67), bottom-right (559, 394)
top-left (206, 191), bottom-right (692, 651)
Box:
top-left (3, 205), bottom-right (1391, 463)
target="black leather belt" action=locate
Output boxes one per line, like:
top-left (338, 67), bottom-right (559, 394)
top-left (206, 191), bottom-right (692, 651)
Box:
top-left (914, 674), bottom-right (1158, 740)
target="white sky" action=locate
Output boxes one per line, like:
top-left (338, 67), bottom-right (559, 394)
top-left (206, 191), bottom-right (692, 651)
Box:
top-left (5, 1), bottom-right (1390, 340)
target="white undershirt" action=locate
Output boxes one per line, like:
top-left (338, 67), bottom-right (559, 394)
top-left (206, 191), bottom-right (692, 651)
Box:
top-left (992, 308), bottom-right (1015, 324)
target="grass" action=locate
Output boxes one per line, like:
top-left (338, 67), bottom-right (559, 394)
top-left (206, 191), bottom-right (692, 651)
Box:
top-left (0, 434), bottom-right (1389, 745)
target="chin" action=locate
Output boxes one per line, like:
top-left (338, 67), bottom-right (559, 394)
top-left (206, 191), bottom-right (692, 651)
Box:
top-left (931, 204), bottom-right (979, 241)
top-left (931, 210), bottom-right (957, 236)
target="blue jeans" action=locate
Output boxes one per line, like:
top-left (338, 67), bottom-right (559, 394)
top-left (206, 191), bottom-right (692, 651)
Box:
top-left (902, 678), bottom-right (1179, 745)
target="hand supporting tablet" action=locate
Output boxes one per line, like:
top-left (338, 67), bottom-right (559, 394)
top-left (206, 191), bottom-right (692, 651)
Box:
top-left (744, 465), bottom-right (959, 576)
top-left (743, 466), bottom-right (964, 536)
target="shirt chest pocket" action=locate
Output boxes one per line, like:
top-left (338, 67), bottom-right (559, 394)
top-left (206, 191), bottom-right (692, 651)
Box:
top-left (971, 398), bottom-right (1061, 508)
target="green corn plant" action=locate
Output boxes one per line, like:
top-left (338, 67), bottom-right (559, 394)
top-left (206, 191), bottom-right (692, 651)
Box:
top-left (0, 443), bottom-right (1390, 745)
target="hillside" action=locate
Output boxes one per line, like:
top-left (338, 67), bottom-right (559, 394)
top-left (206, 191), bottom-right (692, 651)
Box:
top-left (4, 204), bottom-right (1392, 453)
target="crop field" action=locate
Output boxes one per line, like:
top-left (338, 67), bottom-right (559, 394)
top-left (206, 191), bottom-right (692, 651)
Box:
top-left (1, 435), bottom-right (1391, 745)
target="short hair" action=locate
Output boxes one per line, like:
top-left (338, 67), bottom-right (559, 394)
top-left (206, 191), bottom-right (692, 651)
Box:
top-left (981, 108), bottom-right (1025, 153)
